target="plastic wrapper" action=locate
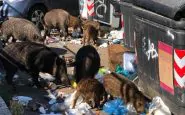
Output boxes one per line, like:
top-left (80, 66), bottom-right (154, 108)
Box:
top-left (149, 96), bottom-right (171, 115)
top-left (103, 98), bottom-right (128, 115)
top-left (95, 68), bottom-right (110, 83)
top-left (123, 52), bottom-right (137, 73)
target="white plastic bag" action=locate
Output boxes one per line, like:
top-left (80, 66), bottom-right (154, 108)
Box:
top-left (149, 96), bottom-right (171, 115)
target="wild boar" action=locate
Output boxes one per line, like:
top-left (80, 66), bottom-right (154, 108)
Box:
top-left (43, 9), bottom-right (81, 40)
top-left (1, 42), bottom-right (70, 89)
top-left (72, 78), bottom-right (107, 109)
top-left (82, 25), bottom-right (98, 46)
top-left (0, 17), bottom-right (43, 44)
top-left (74, 45), bottom-right (100, 83)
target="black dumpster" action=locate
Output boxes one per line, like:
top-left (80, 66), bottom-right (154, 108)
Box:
top-left (120, 0), bottom-right (185, 114)
top-left (79, 0), bottom-right (121, 28)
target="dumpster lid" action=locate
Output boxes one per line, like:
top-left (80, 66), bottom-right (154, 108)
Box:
top-left (130, 0), bottom-right (185, 20)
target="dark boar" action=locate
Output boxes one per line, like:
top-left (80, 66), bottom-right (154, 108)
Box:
top-left (72, 78), bottom-right (107, 109)
top-left (43, 9), bottom-right (81, 39)
top-left (0, 17), bottom-right (43, 44)
top-left (82, 25), bottom-right (98, 46)
top-left (1, 42), bottom-right (69, 89)
top-left (75, 45), bottom-right (100, 83)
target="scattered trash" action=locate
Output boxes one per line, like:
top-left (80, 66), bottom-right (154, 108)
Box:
top-left (70, 79), bottom-right (77, 89)
top-left (69, 39), bottom-right (82, 45)
top-left (45, 36), bottom-right (60, 44)
top-left (108, 30), bottom-right (124, 40)
top-left (48, 91), bottom-right (93, 114)
top-left (27, 101), bottom-right (40, 111)
top-left (49, 99), bottom-right (57, 105)
top-left (39, 72), bottom-right (55, 82)
top-left (99, 43), bottom-right (108, 48)
top-left (40, 112), bottom-right (61, 115)
top-left (46, 90), bottom-right (57, 100)
top-left (12, 96), bottom-right (32, 106)
top-left (149, 96), bottom-right (171, 115)
top-left (50, 103), bottom-right (66, 112)
top-left (115, 65), bottom-right (137, 81)
top-left (103, 98), bottom-right (128, 115)
top-left (48, 83), bottom-right (58, 91)
top-left (112, 38), bottom-right (122, 44)
top-left (126, 103), bottom-right (137, 114)
top-left (123, 52), bottom-right (137, 73)
top-left (39, 106), bottom-right (46, 114)
top-left (13, 74), bottom-right (19, 81)
top-left (95, 68), bottom-right (111, 83)
top-left (66, 107), bottom-right (94, 115)
top-left (103, 98), bottom-right (145, 115)
top-left (72, 28), bottom-right (81, 38)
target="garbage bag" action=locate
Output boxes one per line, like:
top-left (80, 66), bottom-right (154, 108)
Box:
top-left (149, 96), bottom-right (171, 115)
top-left (123, 52), bottom-right (137, 73)
top-left (103, 98), bottom-right (128, 115)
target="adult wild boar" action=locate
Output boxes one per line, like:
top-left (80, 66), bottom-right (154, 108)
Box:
top-left (43, 9), bottom-right (81, 39)
top-left (0, 17), bottom-right (43, 44)
top-left (1, 42), bottom-right (69, 89)
top-left (74, 45), bottom-right (100, 83)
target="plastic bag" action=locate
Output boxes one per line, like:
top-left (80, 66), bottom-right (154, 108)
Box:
top-left (115, 65), bottom-right (130, 77)
top-left (12, 96), bottom-right (32, 106)
top-left (95, 68), bottom-right (110, 83)
top-left (149, 96), bottom-right (171, 115)
top-left (123, 52), bottom-right (137, 73)
top-left (103, 98), bottom-right (128, 115)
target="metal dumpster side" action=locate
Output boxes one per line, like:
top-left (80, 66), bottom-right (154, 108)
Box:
top-left (120, 0), bottom-right (185, 114)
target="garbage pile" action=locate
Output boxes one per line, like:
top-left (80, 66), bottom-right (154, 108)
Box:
top-left (7, 67), bottom-right (172, 115)
top-left (44, 27), bottom-right (124, 48)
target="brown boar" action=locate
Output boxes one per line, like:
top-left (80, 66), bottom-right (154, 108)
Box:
top-left (81, 19), bottom-right (100, 30)
top-left (103, 72), bottom-right (146, 113)
top-left (43, 9), bottom-right (81, 39)
top-left (0, 17), bottom-right (43, 44)
top-left (82, 25), bottom-right (98, 46)
top-left (72, 78), bottom-right (107, 109)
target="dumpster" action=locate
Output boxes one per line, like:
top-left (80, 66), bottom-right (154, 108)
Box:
top-left (120, 0), bottom-right (185, 114)
top-left (79, 0), bottom-right (121, 28)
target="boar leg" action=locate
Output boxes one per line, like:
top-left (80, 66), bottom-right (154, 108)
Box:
top-left (2, 59), bottom-right (17, 91)
top-left (5, 68), bottom-right (17, 91)
top-left (83, 37), bottom-right (86, 46)
top-left (30, 72), bottom-right (41, 88)
top-left (72, 91), bottom-right (80, 109)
